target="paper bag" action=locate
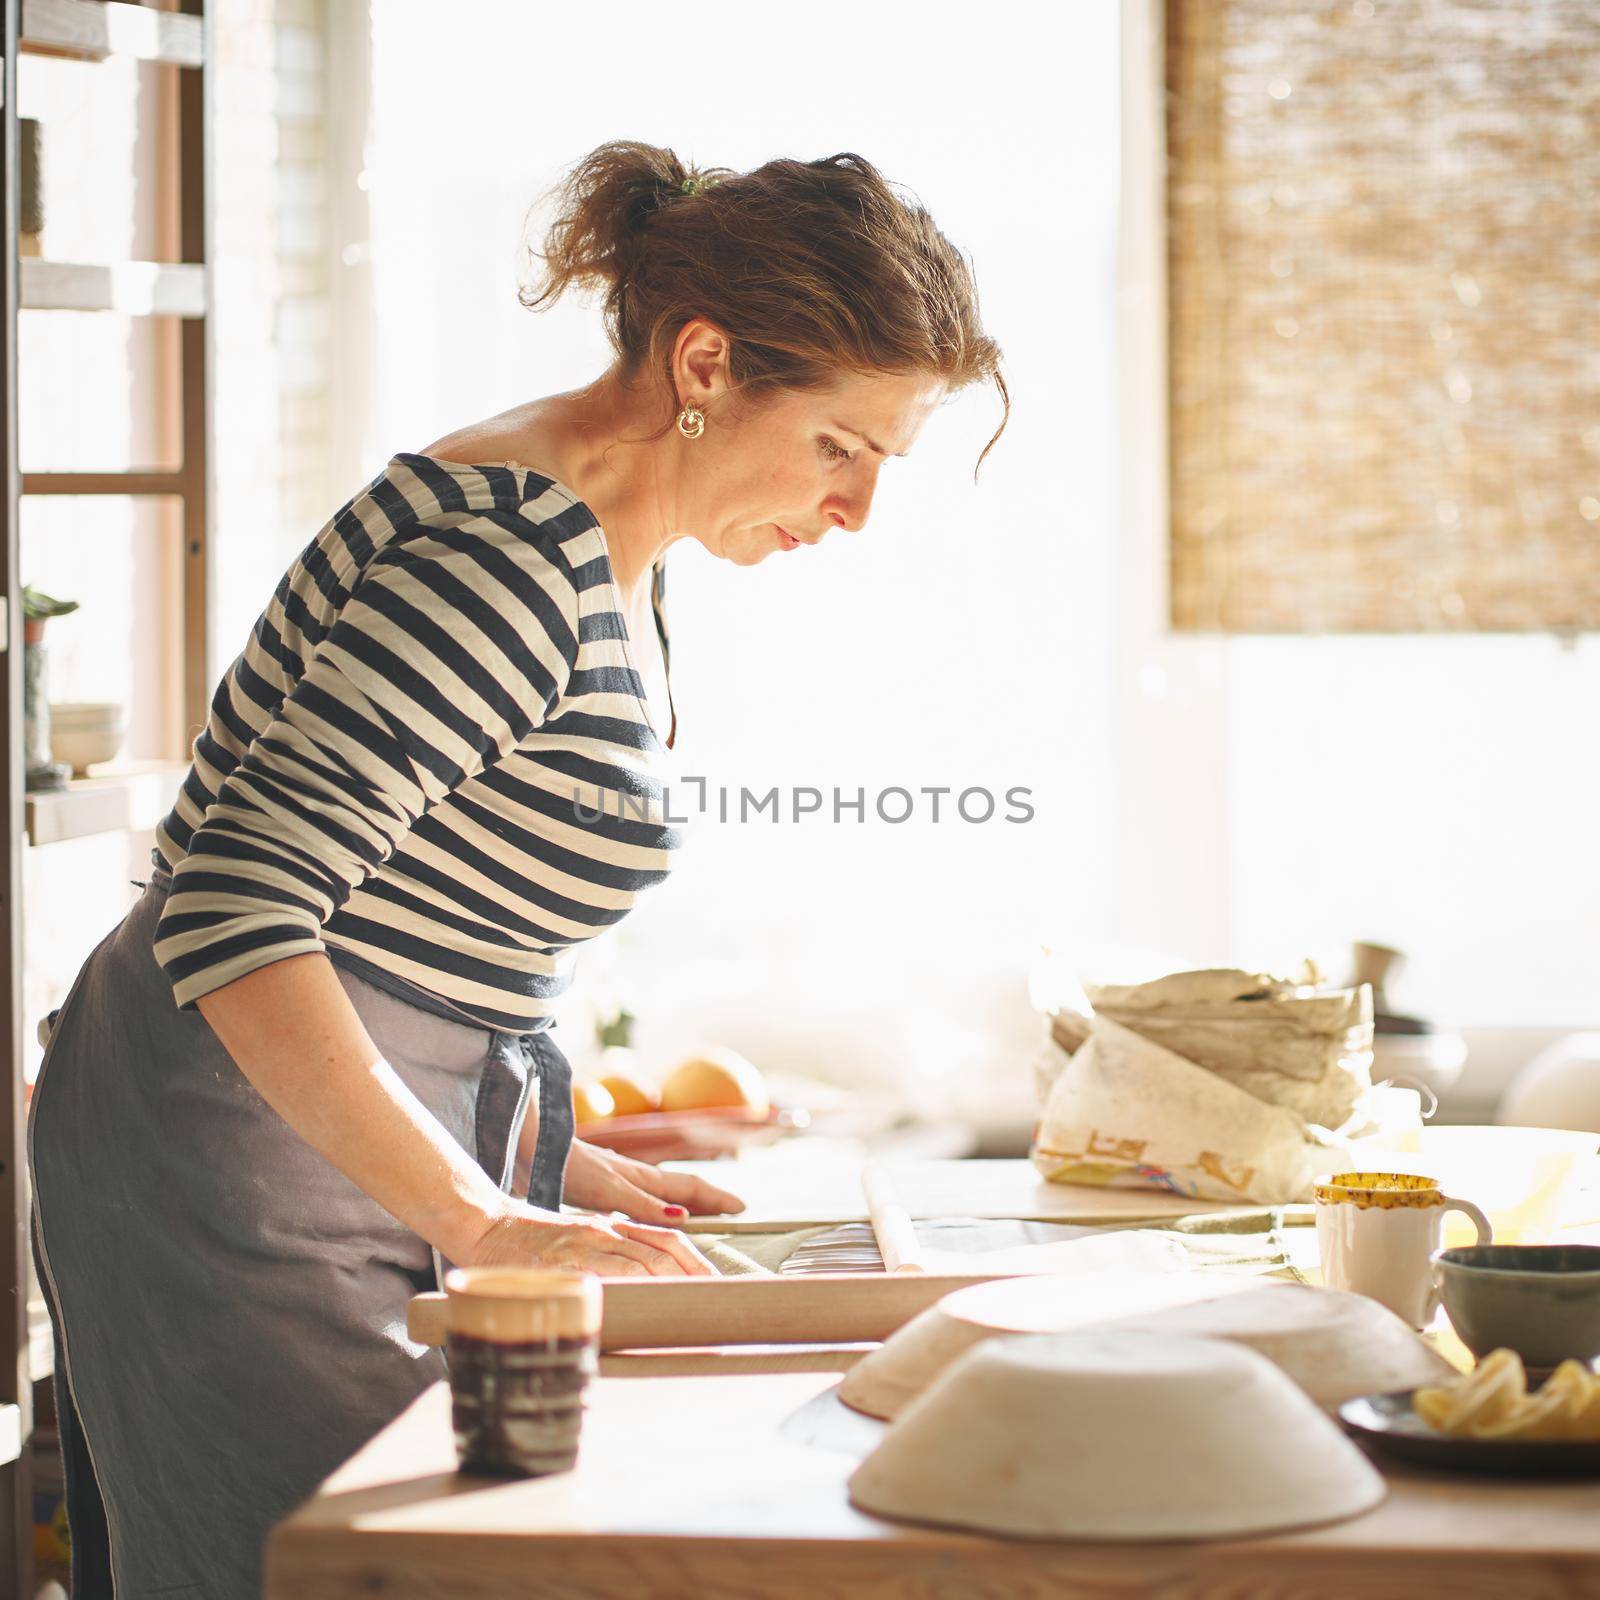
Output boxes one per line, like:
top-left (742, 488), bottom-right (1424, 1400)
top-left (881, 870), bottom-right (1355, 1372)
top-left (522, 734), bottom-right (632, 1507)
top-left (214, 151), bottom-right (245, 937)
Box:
top-left (1031, 1016), bottom-right (1319, 1205)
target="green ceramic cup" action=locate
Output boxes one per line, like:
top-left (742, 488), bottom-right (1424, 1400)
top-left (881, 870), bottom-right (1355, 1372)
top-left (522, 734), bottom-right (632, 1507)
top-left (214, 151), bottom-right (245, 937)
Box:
top-left (1434, 1244), bottom-right (1600, 1370)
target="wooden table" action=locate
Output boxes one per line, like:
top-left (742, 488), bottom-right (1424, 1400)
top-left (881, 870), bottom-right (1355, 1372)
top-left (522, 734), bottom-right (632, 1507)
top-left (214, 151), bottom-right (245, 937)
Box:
top-left (268, 1352), bottom-right (1600, 1599)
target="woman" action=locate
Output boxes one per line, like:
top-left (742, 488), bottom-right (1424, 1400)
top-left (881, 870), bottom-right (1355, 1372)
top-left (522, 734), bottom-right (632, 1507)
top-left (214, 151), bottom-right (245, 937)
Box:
top-left (29, 140), bottom-right (1007, 1598)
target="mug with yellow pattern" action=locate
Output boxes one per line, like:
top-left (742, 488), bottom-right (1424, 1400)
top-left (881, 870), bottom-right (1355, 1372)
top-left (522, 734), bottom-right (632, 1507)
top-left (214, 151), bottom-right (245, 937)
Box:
top-left (1314, 1171), bottom-right (1493, 1327)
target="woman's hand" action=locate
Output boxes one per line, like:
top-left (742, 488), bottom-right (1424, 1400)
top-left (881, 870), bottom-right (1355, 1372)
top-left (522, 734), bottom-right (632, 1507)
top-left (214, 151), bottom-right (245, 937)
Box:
top-left (463, 1200), bottom-right (715, 1277)
top-left (563, 1140), bottom-right (746, 1227)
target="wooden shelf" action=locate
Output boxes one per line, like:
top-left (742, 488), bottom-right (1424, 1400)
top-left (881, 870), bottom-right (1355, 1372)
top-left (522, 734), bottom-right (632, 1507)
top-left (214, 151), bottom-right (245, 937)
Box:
top-left (24, 760), bottom-right (185, 845)
top-left (20, 258), bottom-right (206, 316)
top-left (20, 0), bottom-right (203, 67)
top-left (22, 468), bottom-right (186, 496)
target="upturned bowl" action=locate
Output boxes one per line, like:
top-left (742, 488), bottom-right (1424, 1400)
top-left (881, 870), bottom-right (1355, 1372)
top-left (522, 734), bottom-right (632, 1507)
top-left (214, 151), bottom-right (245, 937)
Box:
top-left (847, 1331), bottom-right (1387, 1541)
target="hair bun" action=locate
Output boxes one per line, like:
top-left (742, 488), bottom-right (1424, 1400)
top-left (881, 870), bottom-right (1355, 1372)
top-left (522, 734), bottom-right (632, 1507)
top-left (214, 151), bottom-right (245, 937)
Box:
top-left (520, 140), bottom-right (1008, 479)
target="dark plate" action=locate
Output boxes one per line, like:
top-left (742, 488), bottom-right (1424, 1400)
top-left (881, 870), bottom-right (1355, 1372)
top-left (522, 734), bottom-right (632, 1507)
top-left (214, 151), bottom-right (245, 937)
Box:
top-left (1339, 1389), bottom-right (1600, 1477)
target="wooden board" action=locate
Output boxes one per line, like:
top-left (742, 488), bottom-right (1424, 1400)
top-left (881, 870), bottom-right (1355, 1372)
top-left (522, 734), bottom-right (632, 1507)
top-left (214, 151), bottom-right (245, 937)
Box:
top-left (267, 1372), bottom-right (1600, 1600)
top-left (669, 1155), bottom-right (1239, 1233)
top-left (410, 1273), bottom-right (1007, 1353)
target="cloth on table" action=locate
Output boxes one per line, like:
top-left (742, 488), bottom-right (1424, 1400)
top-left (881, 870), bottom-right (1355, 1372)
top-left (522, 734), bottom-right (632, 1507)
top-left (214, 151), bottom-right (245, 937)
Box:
top-left (696, 1206), bottom-right (1313, 1280)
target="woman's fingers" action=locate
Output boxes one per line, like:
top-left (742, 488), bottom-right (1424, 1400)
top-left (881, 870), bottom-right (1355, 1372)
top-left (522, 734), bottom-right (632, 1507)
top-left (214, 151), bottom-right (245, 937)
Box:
top-left (574, 1222), bottom-right (673, 1275)
top-left (606, 1150), bottom-right (746, 1216)
top-left (466, 1208), bottom-right (696, 1277)
top-left (671, 1171), bottom-right (746, 1215)
top-left (614, 1219), bottom-right (715, 1277)
top-left (600, 1168), bottom-right (708, 1228)
top-left (590, 1252), bottom-right (651, 1278)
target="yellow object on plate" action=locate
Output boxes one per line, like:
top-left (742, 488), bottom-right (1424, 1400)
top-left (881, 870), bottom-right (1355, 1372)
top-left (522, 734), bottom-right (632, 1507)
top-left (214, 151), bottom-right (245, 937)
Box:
top-left (1415, 1349), bottom-right (1600, 1443)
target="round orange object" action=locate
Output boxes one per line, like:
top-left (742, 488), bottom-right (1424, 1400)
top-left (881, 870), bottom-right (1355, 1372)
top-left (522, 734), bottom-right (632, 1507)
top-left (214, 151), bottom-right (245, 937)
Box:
top-left (571, 1078), bottom-right (616, 1124)
top-left (598, 1069), bottom-right (660, 1118)
top-left (660, 1048), bottom-right (769, 1116)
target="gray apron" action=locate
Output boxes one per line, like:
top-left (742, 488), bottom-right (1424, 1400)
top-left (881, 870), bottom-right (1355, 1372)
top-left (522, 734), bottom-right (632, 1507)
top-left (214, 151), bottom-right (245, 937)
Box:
top-left (28, 865), bottom-right (575, 1599)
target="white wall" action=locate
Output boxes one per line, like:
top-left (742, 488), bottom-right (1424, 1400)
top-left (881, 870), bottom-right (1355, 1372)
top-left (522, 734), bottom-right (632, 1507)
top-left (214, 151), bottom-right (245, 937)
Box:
top-left (361, 1), bottom-right (1124, 1117)
top-left (351, 2), bottom-right (1593, 1124)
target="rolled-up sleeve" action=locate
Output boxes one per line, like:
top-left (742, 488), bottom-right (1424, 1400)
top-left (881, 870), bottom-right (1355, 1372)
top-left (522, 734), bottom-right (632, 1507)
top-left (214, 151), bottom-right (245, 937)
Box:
top-left (154, 522), bottom-right (579, 1009)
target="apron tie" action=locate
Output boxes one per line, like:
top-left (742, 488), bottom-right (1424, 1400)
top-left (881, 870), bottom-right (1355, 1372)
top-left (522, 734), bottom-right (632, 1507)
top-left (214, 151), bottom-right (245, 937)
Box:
top-left (522, 1032), bottom-right (575, 1212)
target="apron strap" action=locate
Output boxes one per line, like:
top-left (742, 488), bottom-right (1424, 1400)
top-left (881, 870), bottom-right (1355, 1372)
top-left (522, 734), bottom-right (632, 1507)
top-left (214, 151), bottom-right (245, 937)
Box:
top-left (523, 1032), bottom-right (575, 1212)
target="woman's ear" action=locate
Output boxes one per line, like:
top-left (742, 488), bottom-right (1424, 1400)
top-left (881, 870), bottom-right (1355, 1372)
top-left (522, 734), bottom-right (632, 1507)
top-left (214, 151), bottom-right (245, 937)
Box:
top-left (673, 316), bottom-right (733, 408)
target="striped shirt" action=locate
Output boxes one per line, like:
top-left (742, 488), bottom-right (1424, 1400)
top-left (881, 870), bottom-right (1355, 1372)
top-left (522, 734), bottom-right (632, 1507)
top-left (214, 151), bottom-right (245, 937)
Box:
top-left (153, 452), bottom-right (681, 1033)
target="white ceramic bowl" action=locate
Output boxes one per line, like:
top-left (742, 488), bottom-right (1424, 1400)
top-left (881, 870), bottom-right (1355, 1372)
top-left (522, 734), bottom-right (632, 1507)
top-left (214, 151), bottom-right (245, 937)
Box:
top-left (1499, 1034), bottom-right (1600, 1135)
top-left (841, 1272), bottom-right (1451, 1420)
top-left (1086, 1282), bottom-right (1456, 1406)
top-left (847, 1332), bottom-right (1387, 1541)
top-left (48, 701), bottom-right (126, 775)
top-left (839, 1243), bottom-right (1244, 1421)
top-left (1353, 1124), bottom-right (1598, 1246)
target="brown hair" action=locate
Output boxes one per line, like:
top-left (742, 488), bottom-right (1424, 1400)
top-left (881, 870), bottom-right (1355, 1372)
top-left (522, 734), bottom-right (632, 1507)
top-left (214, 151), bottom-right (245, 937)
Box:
top-left (519, 141), bottom-right (1009, 478)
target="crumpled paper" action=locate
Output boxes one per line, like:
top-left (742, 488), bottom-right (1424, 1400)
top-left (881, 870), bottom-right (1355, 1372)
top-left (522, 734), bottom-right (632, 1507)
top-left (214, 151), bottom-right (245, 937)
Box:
top-left (1088, 968), bottom-right (1373, 1128)
top-left (1030, 968), bottom-right (1375, 1206)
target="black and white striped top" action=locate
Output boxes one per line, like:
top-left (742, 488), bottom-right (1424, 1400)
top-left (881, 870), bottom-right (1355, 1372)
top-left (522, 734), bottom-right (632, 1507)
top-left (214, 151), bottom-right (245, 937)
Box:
top-left (153, 452), bottom-right (681, 1033)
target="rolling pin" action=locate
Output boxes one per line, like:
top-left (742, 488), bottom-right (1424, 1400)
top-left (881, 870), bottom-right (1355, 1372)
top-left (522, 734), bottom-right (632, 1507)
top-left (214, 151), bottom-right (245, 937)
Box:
top-left (862, 1161), bottom-right (925, 1275)
top-left (408, 1272), bottom-right (1001, 1351)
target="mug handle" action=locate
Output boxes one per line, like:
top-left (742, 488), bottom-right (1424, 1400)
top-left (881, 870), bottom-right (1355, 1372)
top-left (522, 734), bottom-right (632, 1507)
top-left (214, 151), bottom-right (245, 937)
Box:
top-left (408, 1291), bottom-right (449, 1348)
top-left (1441, 1196), bottom-right (1494, 1246)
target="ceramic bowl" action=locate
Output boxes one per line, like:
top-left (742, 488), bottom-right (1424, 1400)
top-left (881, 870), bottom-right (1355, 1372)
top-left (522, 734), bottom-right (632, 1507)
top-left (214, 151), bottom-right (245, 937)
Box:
top-left (837, 1232), bottom-right (1209, 1420)
top-left (1086, 1282), bottom-right (1457, 1405)
top-left (48, 700), bottom-right (126, 775)
top-left (839, 1276), bottom-right (1452, 1420)
top-left (1351, 1125), bottom-right (1597, 1246)
top-left (1435, 1244), bottom-right (1600, 1369)
top-left (847, 1332), bottom-right (1387, 1541)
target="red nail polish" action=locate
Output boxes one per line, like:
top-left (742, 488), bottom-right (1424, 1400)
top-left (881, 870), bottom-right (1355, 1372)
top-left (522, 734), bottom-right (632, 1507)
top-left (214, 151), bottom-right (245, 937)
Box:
top-left (664, 1205), bottom-right (688, 1219)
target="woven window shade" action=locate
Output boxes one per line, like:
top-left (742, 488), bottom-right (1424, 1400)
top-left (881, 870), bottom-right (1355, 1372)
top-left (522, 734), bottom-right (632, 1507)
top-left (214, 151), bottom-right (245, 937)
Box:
top-left (1167, 1), bottom-right (1600, 633)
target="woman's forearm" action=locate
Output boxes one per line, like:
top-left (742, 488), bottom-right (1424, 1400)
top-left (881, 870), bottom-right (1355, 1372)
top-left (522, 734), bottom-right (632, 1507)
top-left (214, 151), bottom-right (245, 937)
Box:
top-left (195, 952), bottom-right (508, 1260)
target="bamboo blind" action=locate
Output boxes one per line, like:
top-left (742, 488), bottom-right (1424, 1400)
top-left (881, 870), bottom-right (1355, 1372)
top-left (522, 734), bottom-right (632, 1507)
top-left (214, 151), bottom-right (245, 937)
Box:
top-left (1167, 0), bottom-right (1600, 633)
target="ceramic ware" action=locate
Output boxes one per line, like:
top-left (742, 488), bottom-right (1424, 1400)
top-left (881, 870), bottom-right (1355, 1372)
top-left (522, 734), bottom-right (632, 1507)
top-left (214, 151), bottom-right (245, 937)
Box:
top-left (1087, 1282), bottom-right (1457, 1406)
top-left (577, 1103), bottom-right (805, 1163)
top-left (436, 1267), bottom-right (601, 1477)
top-left (1340, 1389), bottom-right (1600, 1477)
top-left (837, 1233), bottom-right (1202, 1418)
top-left (847, 1332), bottom-right (1387, 1540)
top-left (1499, 1035), bottom-right (1600, 1135)
top-left (841, 1277), bottom-right (1453, 1419)
top-left (47, 700), bottom-right (126, 775)
top-left (1315, 1170), bottom-right (1491, 1325)
top-left (1434, 1244), bottom-right (1600, 1369)
top-left (1348, 1126), bottom-right (1597, 1246)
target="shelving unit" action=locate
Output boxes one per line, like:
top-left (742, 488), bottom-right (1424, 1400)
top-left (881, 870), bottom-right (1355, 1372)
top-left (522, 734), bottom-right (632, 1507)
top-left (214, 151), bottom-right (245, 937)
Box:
top-left (23, 758), bottom-right (186, 843)
top-left (20, 256), bottom-right (207, 314)
top-left (1, 2), bottom-right (212, 1591)
top-left (19, 0), bottom-right (200, 64)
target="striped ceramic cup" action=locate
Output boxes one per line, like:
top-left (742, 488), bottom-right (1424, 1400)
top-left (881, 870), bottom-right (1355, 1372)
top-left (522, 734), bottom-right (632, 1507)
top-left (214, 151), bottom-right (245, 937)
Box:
top-left (442, 1267), bottom-right (602, 1477)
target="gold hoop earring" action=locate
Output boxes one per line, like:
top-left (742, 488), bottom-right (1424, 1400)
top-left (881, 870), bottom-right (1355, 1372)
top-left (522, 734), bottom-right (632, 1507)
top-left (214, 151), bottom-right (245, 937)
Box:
top-left (676, 404), bottom-right (706, 440)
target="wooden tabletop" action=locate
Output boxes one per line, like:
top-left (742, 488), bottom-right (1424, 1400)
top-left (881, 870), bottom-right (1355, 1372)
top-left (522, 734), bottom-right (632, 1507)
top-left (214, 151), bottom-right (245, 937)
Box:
top-left (268, 1356), bottom-right (1600, 1600)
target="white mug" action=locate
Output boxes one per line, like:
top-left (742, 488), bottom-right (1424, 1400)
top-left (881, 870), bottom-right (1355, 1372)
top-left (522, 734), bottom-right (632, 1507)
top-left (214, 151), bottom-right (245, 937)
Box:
top-left (1314, 1170), bottom-right (1493, 1327)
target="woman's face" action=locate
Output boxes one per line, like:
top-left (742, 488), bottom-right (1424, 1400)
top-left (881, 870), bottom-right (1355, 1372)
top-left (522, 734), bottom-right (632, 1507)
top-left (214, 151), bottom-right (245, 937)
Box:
top-left (683, 367), bottom-right (947, 566)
